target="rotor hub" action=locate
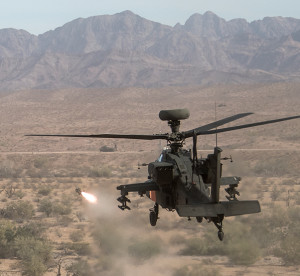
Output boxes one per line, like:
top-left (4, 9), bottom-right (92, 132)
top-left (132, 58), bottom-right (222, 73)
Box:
top-left (158, 109), bottom-right (189, 151)
top-left (168, 120), bottom-right (181, 133)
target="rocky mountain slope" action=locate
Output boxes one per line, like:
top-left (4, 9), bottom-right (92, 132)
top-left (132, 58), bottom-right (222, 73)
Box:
top-left (1, 10), bottom-right (300, 91)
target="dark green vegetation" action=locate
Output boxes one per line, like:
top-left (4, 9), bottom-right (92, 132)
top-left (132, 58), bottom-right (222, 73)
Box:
top-left (179, 206), bottom-right (300, 266)
top-left (0, 221), bottom-right (52, 275)
top-left (1, 200), bottom-right (35, 221)
top-left (173, 264), bottom-right (220, 276)
top-left (0, 166), bottom-right (299, 275)
top-left (99, 145), bottom-right (116, 152)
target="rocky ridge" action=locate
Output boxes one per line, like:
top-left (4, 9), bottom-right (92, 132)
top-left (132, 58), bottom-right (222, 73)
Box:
top-left (1, 10), bottom-right (300, 91)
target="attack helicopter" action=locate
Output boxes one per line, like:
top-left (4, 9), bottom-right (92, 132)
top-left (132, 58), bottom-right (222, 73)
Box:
top-left (27, 109), bottom-right (300, 240)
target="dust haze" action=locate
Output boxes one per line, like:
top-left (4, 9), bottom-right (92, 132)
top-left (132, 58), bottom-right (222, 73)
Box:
top-left (0, 83), bottom-right (299, 275)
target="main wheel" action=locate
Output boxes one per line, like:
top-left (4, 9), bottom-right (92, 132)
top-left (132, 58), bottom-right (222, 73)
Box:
top-left (218, 230), bottom-right (224, 241)
top-left (149, 210), bottom-right (157, 226)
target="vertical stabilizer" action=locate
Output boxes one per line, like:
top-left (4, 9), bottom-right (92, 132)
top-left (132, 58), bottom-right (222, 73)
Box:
top-left (210, 147), bottom-right (222, 203)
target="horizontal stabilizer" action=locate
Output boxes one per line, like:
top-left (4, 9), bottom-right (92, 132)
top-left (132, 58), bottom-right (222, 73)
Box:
top-left (206, 176), bottom-right (241, 187)
top-left (221, 176), bottom-right (241, 186)
top-left (176, 200), bottom-right (260, 218)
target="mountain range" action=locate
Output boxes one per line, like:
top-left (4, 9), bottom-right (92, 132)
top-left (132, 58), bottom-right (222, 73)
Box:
top-left (1, 10), bottom-right (300, 91)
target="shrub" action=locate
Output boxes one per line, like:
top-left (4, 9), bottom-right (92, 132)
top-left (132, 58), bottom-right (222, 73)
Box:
top-left (223, 221), bottom-right (261, 265)
top-left (70, 230), bottom-right (84, 242)
top-left (88, 167), bottom-right (112, 178)
top-left (128, 237), bottom-right (162, 261)
top-left (179, 238), bottom-right (207, 256)
top-left (2, 200), bottom-right (35, 221)
top-left (99, 145), bottom-right (115, 152)
top-left (14, 236), bottom-right (52, 276)
top-left (287, 206), bottom-right (300, 221)
top-left (22, 255), bottom-right (48, 276)
top-left (0, 219), bottom-right (15, 258)
top-left (0, 165), bottom-right (22, 178)
top-left (179, 229), bottom-right (225, 256)
top-left (275, 233), bottom-right (300, 265)
top-left (33, 157), bottom-right (48, 169)
top-left (92, 223), bottom-right (123, 255)
top-left (294, 193), bottom-right (300, 205)
top-left (244, 215), bottom-right (274, 249)
top-left (265, 205), bottom-right (289, 228)
top-left (38, 199), bottom-right (53, 217)
top-left (173, 264), bottom-right (220, 276)
top-left (169, 234), bottom-right (186, 245)
top-left (15, 222), bottom-right (45, 238)
top-left (58, 215), bottom-right (73, 227)
top-left (179, 221), bottom-right (261, 265)
top-left (4, 184), bottom-right (16, 198)
top-left (67, 260), bottom-right (92, 276)
top-left (271, 186), bottom-right (280, 201)
top-left (37, 186), bottom-right (52, 196)
top-left (66, 242), bottom-right (91, 256)
top-left (38, 198), bottom-right (72, 217)
top-left (273, 207), bottom-right (300, 265)
top-left (53, 203), bottom-right (72, 216)
top-left (15, 189), bottom-right (25, 199)
top-left (0, 219), bottom-right (50, 275)
top-left (225, 238), bottom-right (260, 265)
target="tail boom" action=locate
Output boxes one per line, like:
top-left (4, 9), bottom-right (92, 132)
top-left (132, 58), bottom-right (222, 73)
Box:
top-left (176, 200), bottom-right (261, 218)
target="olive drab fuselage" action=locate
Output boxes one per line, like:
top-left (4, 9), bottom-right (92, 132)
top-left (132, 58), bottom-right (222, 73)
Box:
top-left (146, 148), bottom-right (211, 210)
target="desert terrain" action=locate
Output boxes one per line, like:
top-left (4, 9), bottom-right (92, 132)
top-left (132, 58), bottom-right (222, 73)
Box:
top-left (0, 82), bottom-right (299, 275)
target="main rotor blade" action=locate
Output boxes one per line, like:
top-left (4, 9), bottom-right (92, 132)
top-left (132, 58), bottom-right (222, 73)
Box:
top-left (194, 115), bottom-right (300, 136)
top-left (26, 133), bottom-right (168, 140)
top-left (183, 112), bottom-right (253, 138)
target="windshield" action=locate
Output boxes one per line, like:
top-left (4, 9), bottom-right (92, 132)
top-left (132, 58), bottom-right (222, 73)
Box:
top-left (158, 153), bottom-right (163, 162)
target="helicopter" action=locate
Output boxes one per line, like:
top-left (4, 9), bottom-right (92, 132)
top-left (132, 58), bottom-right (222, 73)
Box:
top-left (27, 109), bottom-right (300, 240)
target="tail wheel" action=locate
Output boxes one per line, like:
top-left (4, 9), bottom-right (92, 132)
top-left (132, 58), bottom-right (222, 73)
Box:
top-left (212, 215), bottom-right (224, 241)
top-left (149, 210), bottom-right (157, 226)
top-left (218, 230), bottom-right (224, 241)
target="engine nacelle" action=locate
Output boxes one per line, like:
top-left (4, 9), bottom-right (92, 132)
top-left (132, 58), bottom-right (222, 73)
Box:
top-left (148, 161), bottom-right (173, 187)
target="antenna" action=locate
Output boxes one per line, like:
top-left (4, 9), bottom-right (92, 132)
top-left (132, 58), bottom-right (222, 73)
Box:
top-left (215, 102), bottom-right (218, 147)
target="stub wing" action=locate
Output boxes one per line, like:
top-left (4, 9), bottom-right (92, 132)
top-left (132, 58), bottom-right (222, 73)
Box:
top-left (205, 177), bottom-right (241, 187)
top-left (117, 181), bottom-right (159, 195)
top-left (176, 200), bottom-right (261, 218)
top-left (116, 180), bottom-right (159, 210)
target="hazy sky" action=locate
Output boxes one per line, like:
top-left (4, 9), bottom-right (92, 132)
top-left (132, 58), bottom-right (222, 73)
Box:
top-left (1, 0), bottom-right (300, 35)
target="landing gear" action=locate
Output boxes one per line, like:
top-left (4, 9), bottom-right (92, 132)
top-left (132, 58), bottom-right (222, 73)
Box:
top-left (212, 215), bottom-right (224, 241)
top-left (218, 230), bottom-right (224, 241)
top-left (196, 216), bottom-right (203, 223)
top-left (149, 203), bottom-right (159, 226)
top-left (149, 211), bottom-right (157, 226)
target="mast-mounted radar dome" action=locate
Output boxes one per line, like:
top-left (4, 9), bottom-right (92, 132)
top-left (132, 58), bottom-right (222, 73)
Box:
top-left (159, 109), bottom-right (190, 121)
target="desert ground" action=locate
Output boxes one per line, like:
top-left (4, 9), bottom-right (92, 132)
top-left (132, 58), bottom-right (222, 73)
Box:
top-left (0, 82), bottom-right (299, 275)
